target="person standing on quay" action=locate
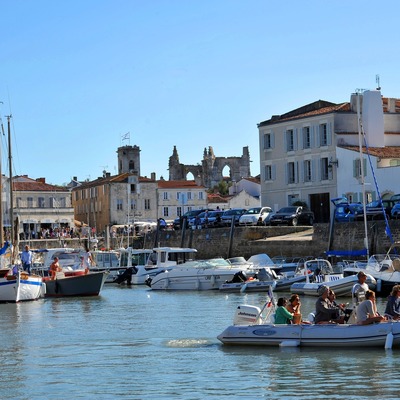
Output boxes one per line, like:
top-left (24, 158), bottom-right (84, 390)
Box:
top-left (21, 245), bottom-right (33, 275)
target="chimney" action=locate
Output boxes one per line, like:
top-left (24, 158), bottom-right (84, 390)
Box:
top-left (73, 176), bottom-right (78, 181)
top-left (388, 98), bottom-right (396, 113)
top-left (36, 178), bottom-right (45, 183)
top-left (151, 172), bottom-right (156, 180)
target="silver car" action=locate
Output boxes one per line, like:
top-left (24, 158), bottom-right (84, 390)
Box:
top-left (238, 207), bottom-right (274, 226)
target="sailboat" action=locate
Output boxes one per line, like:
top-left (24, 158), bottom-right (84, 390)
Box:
top-left (0, 115), bottom-right (45, 302)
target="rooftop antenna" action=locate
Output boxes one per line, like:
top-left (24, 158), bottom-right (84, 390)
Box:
top-left (376, 74), bottom-right (381, 90)
top-left (100, 165), bottom-right (109, 177)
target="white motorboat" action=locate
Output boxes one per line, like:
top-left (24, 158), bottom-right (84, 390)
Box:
top-left (290, 259), bottom-right (376, 297)
top-left (90, 249), bottom-right (122, 283)
top-left (217, 291), bottom-right (400, 348)
top-left (219, 268), bottom-right (277, 293)
top-left (343, 243), bottom-right (400, 296)
top-left (117, 247), bottom-right (198, 285)
top-left (146, 257), bottom-right (255, 290)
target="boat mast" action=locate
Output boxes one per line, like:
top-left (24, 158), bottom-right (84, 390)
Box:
top-left (0, 116), bottom-right (3, 245)
top-left (356, 92), bottom-right (369, 258)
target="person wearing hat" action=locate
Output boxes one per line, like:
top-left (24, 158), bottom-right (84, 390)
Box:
top-left (314, 285), bottom-right (343, 324)
top-left (352, 271), bottom-right (369, 306)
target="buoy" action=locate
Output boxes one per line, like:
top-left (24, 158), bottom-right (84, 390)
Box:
top-left (385, 332), bottom-right (393, 349)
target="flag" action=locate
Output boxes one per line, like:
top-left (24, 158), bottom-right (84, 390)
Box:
top-left (121, 132), bottom-right (130, 141)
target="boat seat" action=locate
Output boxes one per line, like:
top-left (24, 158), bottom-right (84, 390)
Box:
top-left (314, 275), bottom-right (324, 283)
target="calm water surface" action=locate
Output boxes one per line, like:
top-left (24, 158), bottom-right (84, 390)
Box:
top-left (1, 286), bottom-right (400, 399)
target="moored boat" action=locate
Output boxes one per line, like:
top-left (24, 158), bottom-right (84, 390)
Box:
top-left (43, 270), bottom-right (108, 297)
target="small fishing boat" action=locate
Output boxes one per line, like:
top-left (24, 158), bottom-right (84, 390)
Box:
top-left (43, 270), bottom-right (108, 297)
top-left (0, 267), bottom-right (45, 302)
top-left (290, 259), bottom-right (376, 297)
top-left (217, 288), bottom-right (400, 348)
top-left (117, 247), bottom-right (195, 285)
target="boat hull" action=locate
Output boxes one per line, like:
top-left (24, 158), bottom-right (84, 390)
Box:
top-left (219, 280), bottom-right (276, 293)
top-left (217, 322), bottom-right (400, 347)
top-left (290, 274), bottom-right (376, 297)
top-left (0, 271), bottom-right (45, 302)
top-left (44, 271), bottom-right (108, 297)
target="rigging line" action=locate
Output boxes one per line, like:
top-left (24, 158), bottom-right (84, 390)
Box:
top-left (360, 123), bottom-right (395, 245)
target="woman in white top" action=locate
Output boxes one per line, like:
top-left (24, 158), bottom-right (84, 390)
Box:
top-left (357, 290), bottom-right (385, 325)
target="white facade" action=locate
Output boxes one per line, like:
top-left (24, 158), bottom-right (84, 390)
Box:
top-left (258, 92), bottom-right (400, 222)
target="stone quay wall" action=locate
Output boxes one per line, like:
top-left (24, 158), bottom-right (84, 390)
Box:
top-left (20, 220), bottom-right (400, 259)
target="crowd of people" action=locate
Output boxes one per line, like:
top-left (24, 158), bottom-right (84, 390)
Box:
top-left (275, 270), bottom-right (400, 325)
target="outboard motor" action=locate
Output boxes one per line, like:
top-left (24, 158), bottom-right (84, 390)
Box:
top-left (115, 267), bottom-right (134, 285)
top-left (225, 270), bottom-right (247, 284)
top-left (145, 277), bottom-right (152, 287)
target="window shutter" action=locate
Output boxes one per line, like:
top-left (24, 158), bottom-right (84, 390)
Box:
top-left (272, 165), bottom-right (276, 180)
top-left (271, 132), bottom-right (275, 149)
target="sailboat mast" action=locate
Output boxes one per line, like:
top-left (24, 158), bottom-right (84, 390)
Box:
top-left (356, 93), bottom-right (369, 258)
top-left (7, 115), bottom-right (14, 248)
top-left (0, 118), bottom-right (3, 245)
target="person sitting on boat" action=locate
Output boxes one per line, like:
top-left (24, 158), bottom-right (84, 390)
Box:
top-left (82, 246), bottom-right (93, 274)
top-left (49, 257), bottom-right (62, 280)
top-left (357, 290), bottom-right (386, 325)
top-left (21, 245), bottom-right (33, 275)
top-left (327, 289), bottom-right (347, 324)
top-left (352, 271), bottom-right (369, 306)
top-left (384, 285), bottom-right (400, 320)
top-left (274, 297), bottom-right (294, 324)
top-left (286, 294), bottom-right (302, 324)
top-left (315, 285), bottom-right (344, 324)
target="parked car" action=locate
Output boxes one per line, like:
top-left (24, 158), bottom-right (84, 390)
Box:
top-left (334, 202), bottom-right (364, 222)
top-left (221, 208), bottom-right (247, 226)
top-left (391, 203), bottom-right (400, 219)
top-left (173, 209), bottom-right (208, 230)
top-left (238, 206), bottom-right (274, 226)
top-left (365, 199), bottom-right (396, 220)
top-left (189, 210), bottom-right (224, 228)
top-left (269, 206), bottom-right (314, 226)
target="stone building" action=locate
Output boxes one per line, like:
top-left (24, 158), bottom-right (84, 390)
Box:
top-left (168, 145), bottom-right (251, 188)
top-left (258, 90), bottom-right (400, 223)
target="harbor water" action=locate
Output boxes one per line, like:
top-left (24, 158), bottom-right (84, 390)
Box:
top-left (2, 285), bottom-right (400, 400)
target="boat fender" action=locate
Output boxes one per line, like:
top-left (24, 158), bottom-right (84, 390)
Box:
top-left (377, 279), bottom-right (382, 293)
top-left (385, 332), bottom-right (393, 349)
top-left (279, 340), bottom-right (300, 347)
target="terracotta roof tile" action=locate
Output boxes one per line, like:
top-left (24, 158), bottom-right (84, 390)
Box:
top-left (157, 180), bottom-right (205, 189)
top-left (339, 145), bottom-right (400, 158)
top-left (13, 176), bottom-right (67, 192)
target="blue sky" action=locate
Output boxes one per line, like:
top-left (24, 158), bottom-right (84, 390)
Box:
top-left (1, 1), bottom-right (400, 185)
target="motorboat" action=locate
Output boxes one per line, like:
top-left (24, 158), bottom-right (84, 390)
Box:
top-left (117, 247), bottom-right (197, 285)
top-left (43, 270), bottom-right (108, 297)
top-left (146, 257), bottom-right (255, 290)
top-left (290, 259), bottom-right (376, 297)
top-left (343, 243), bottom-right (400, 296)
top-left (219, 268), bottom-right (277, 293)
top-left (217, 291), bottom-right (400, 348)
top-left (90, 249), bottom-right (124, 283)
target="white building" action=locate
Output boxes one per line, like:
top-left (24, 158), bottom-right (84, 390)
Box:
top-left (258, 91), bottom-right (400, 222)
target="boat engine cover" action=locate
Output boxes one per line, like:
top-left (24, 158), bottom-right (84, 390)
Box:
top-left (233, 305), bottom-right (262, 325)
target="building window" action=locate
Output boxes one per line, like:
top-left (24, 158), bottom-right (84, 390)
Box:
top-left (286, 129), bottom-right (295, 151)
top-left (130, 199), bottom-right (135, 210)
top-left (321, 157), bottom-right (329, 180)
top-left (130, 184), bottom-right (135, 193)
top-left (390, 159), bottom-right (400, 166)
top-left (264, 165), bottom-right (273, 181)
top-left (177, 192), bottom-right (181, 201)
top-left (177, 206), bottom-right (182, 217)
top-left (163, 207), bottom-right (169, 217)
top-left (319, 124), bottom-right (328, 146)
top-left (144, 199), bottom-right (150, 210)
top-left (27, 197), bottom-right (33, 207)
top-left (304, 160), bottom-right (312, 182)
top-left (16, 197), bottom-right (21, 208)
top-left (287, 162), bottom-right (296, 184)
top-left (263, 133), bottom-right (274, 149)
top-left (302, 126), bottom-right (311, 149)
top-left (187, 192), bottom-right (192, 200)
top-left (117, 199), bottom-right (123, 210)
top-left (163, 192), bottom-right (168, 200)
top-left (59, 197), bottom-right (66, 207)
top-left (199, 192), bottom-right (203, 200)
top-left (354, 158), bottom-right (367, 178)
